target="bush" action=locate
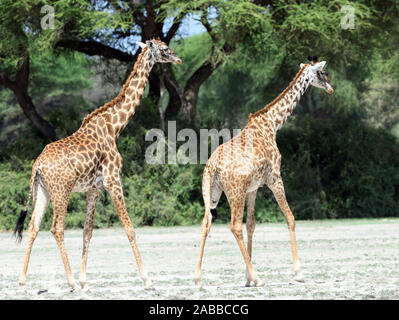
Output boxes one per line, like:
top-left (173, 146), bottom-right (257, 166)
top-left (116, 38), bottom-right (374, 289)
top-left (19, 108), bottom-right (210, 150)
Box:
top-left (0, 161), bottom-right (206, 231)
top-left (278, 114), bottom-right (399, 219)
top-left (1, 113), bottom-right (399, 232)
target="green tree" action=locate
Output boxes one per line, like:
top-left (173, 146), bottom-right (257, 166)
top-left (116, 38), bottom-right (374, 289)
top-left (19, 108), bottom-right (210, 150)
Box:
top-left (0, 50), bottom-right (93, 158)
top-left (1, 0), bottom-right (394, 131)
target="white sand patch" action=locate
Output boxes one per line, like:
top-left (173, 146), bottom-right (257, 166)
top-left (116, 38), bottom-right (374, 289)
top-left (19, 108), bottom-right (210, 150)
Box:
top-left (1, 219), bottom-right (399, 299)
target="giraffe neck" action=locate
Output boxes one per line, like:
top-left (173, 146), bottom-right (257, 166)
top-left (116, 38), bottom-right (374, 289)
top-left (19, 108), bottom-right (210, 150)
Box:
top-left (249, 65), bottom-right (311, 134)
top-left (81, 47), bottom-right (154, 139)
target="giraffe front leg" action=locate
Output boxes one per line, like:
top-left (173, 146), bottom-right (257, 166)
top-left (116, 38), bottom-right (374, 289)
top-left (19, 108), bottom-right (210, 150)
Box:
top-left (79, 188), bottom-right (99, 290)
top-left (245, 190), bottom-right (257, 287)
top-left (105, 178), bottom-right (152, 289)
top-left (268, 177), bottom-right (303, 282)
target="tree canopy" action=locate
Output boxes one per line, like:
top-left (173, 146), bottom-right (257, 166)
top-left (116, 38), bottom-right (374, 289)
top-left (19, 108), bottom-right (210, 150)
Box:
top-left (2, 0), bottom-right (397, 137)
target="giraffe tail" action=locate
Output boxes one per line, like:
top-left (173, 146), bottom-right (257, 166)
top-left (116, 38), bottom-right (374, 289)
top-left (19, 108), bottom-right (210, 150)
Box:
top-left (13, 165), bottom-right (38, 243)
top-left (14, 210), bottom-right (28, 243)
top-left (202, 165), bottom-right (218, 221)
top-left (210, 208), bottom-right (218, 220)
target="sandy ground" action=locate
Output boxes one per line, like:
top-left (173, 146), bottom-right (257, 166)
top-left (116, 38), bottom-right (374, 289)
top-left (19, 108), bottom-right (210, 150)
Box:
top-left (1, 218), bottom-right (399, 300)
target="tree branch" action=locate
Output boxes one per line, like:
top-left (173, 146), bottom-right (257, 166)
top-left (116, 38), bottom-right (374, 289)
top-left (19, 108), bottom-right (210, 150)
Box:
top-left (55, 39), bottom-right (133, 63)
top-left (200, 11), bottom-right (217, 43)
top-left (0, 67), bottom-right (57, 141)
top-left (162, 64), bottom-right (184, 120)
top-left (16, 54), bottom-right (29, 89)
top-left (165, 14), bottom-right (184, 44)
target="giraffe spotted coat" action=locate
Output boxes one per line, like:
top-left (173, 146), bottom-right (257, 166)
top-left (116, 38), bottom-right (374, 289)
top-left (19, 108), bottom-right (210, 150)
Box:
top-left (194, 60), bottom-right (334, 287)
top-left (17, 39), bottom-right (181, 291)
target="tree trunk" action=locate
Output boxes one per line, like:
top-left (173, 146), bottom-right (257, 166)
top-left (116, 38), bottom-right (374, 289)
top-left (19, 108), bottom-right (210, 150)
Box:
top-left (163, 51), bottom-right (226, 126)
top-left (0, 55), bottom-right (57, 141)
top-left (13, 86), bottom-right (57, 141)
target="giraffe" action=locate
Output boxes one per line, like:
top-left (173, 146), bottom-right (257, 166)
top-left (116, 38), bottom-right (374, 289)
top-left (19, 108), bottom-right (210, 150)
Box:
top-left (194, 56), bottom-right (334, 287)
top-left (14, 38), bottom-right (181, 292)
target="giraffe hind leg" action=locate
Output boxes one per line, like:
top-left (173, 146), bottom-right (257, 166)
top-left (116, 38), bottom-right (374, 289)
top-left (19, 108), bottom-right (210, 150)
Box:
top-left (79, 188), bottom-right (99, 290)
top-left (50, 186), bottom-right (77, 291)
top-left (228, 194), bottom-right (262, 287)
top-left (194, 167), bottom-right (219, 287)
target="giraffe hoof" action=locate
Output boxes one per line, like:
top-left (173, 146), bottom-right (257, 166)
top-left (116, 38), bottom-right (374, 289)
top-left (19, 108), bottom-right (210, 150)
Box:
top-left (144, 280), bottom-right (155, 290)
top-left (80, 284), bottom-right (90, 292)
top-left (69, 282), bottom-right (80, 292)
top-left (80, 277), bottom-right (89, 291)
top-left (255, 280), bottom-right (265, 287)
top-left (194, 278), bottom-right (202, 289)
top-left (18, 285), bottom-right (27, 294)
top-left (294, 272), bottom-right (304, 283)
top-left (245, 279), bottom-right (264, 287)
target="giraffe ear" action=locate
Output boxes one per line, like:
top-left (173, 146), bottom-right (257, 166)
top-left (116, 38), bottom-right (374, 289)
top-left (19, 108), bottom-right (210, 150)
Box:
top-left (310, 61), bottom-right (326, 72)
top-left (137, 41), bottom-right (146, 49)
top-left (316, 61), bottom-right (326, 69)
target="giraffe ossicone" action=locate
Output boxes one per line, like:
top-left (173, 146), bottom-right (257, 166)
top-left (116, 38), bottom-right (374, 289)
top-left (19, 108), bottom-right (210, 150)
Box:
top-left (14, 38), bottom-right (181, 291)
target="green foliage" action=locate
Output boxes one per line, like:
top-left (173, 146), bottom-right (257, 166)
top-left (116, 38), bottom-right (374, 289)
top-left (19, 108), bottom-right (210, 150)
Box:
top-left (0, 163), bottom-right (204, 231)
top-left (362, 53), bottom-right (399, 132)
top-left (273, 0), bottom-right (373, 59)
top-left (196, 42), bottom-right (284, 128)
top-left (0, 161), bottom-right (32, 230)
top-left (171, 33), bottom-right (213, 88)
top-left (162, 0), bottom-right (272, 62)
top-left (30, 51), bottom-right (93, 99)
top-left (278, 115), bottom-right (399, 219)
top-left (0, 51), bottom-right (94, 159)
top-left (122, 164), bottom-right (203, 226)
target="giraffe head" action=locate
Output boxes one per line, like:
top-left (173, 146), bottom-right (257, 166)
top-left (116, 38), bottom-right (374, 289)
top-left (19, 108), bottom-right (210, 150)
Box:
top-left (137, 38), bottom-right (182, 65)
top-left (301, 56), bottom-right (334, 94)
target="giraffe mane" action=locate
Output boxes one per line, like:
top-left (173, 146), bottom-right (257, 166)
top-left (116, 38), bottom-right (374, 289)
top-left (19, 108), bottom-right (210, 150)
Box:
top-left (80, 46), bottom-right (149, 126)
top-left (248, 64), bottom-right (309, 121)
